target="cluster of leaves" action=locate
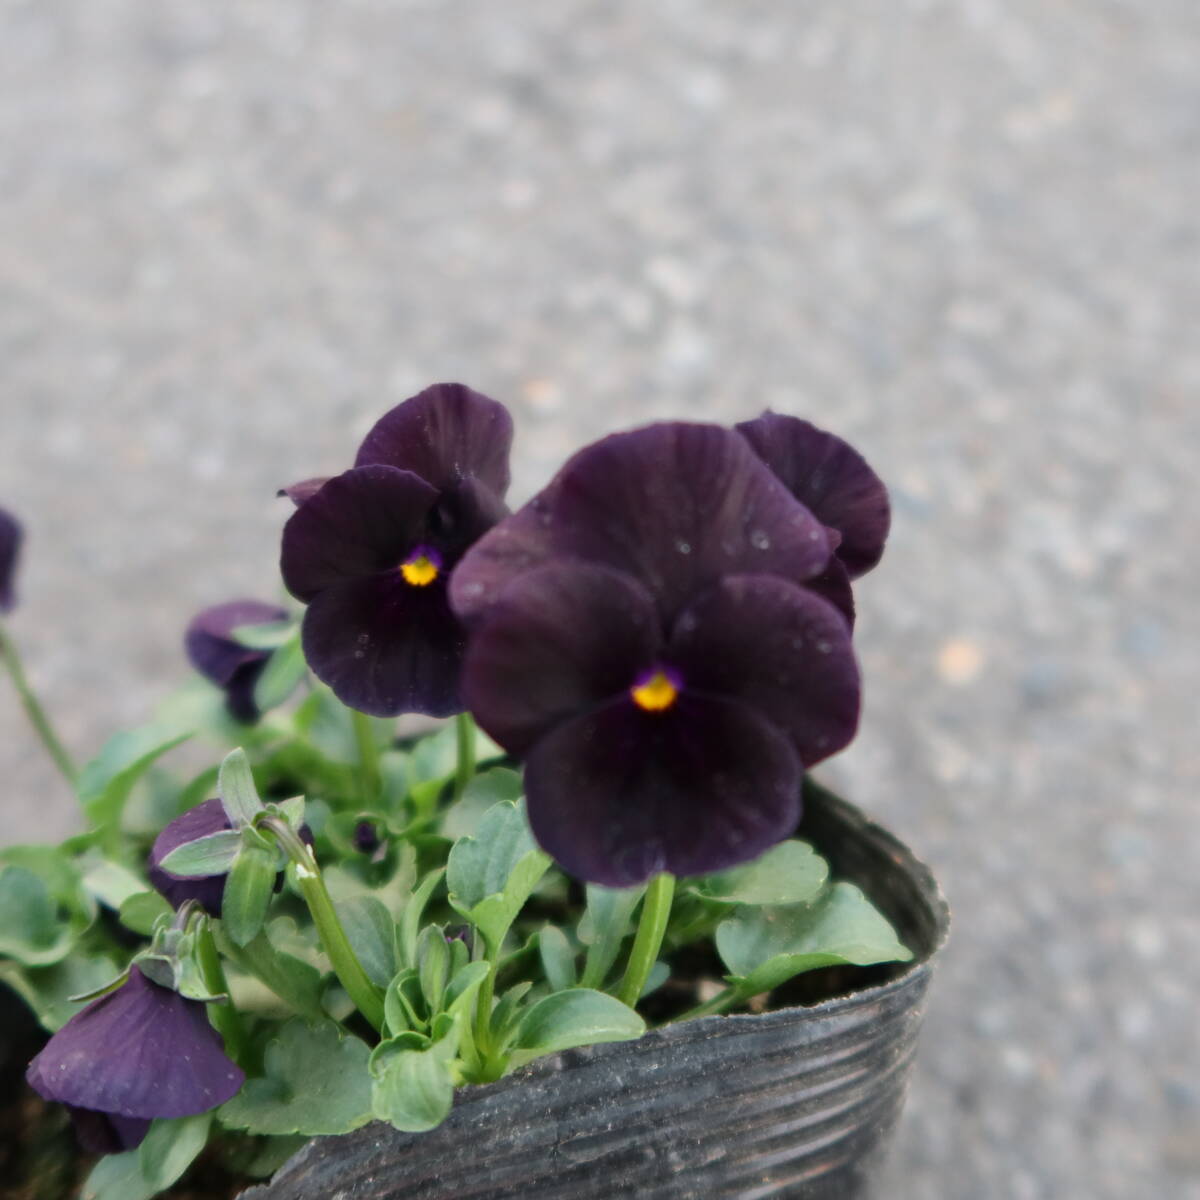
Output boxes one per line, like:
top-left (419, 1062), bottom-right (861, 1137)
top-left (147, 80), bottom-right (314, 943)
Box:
top-left (0, 617), bottom-right (911, 1199)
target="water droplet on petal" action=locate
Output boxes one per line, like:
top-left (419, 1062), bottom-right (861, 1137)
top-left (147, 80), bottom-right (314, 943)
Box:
top-left (750, 529), bottom-right (770, 550)
top-left (357, 633), bottom-right (370, 645)
top-left (816, 640), bottom-right (832, 654)
top-left (675, 539), bottom-right (692, 555)
top-left (353, 649), bottom-right (366, 659)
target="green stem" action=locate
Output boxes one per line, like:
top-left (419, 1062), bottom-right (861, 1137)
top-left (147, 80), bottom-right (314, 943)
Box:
top-left (351, 709), bottom-right (382, 807)
top-left (196, 922), bottom-right (248, 1063)
top-left (471, 963), bottom-right (497, 1073)
top-left (0, 620), bottom-right (76, 785)
top-left (453, 712), bottom-right (475, 802)
top-left (616, 873), bottom-right (675, 1009)
top-left (676, 985), bottom-right (742, 1023)
top-left (263, 818), bottom-right (385, 1033)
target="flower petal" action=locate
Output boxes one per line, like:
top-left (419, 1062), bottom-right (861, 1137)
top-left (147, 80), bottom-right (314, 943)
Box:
top-left (277, 477), bottom-right (332, 507)
top-left (280, 465), bottom-right (438, 602)
top-left (0, 506), bottom-right (22, 613)
top-left (453, 423), bottom-right (834, 626)
top-left (462, 562), bottom-right (660, 756)
top-left (427, 477), bottom-right (510, 562)
top-left (185, 600), bottom-right (287, 688)
top-left (736, 412), bottom-right (890, 578)
top-left (26, 967), bottom-right (244, 1120)
top-left (66, 1106), bottom-right (151, 1154)
top-left (301, 572), bottom-right (464, 717)
top-left (147, 797), bottom-right (233, 915)
top-left (524, 693), bottom-right (801, 886)
top-left (670, 575), bottom-right (860, 767)
top-left (802, 556), bottom-right (855, 628)
top-left (355, 383), bottom-right (514, 498)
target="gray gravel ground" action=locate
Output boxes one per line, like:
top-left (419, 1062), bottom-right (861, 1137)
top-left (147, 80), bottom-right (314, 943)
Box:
top-left (2, 2), bottom-right (1197, 1197)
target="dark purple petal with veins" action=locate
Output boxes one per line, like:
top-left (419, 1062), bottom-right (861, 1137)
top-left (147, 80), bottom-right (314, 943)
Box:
top-left (463, 562), bottom-right (659, 756)
top-left (671, 575), bottom-right (861, 767)
top-left (355, 383), bottom-right (514, 499)
top-left (452, 423), bottom-right (833, 627)
top-left (301, 572), bottom-right (464, 717)
top-left (26, 966), bottom-right (244, 1122)
top-left (0, 507), bottom-right (22, 613)
top-left (280, 465), bottom-right (438, 602)
top-left (524, 693), bottom-right (802, 886)
top-left (736, 412), bottom-right (890, 579)
top-left (147, 797), bottom-right (232, 915)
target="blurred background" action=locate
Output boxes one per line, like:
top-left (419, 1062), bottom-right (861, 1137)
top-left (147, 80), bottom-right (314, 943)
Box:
top-left (1, 2), bottom-right (1197, 1197)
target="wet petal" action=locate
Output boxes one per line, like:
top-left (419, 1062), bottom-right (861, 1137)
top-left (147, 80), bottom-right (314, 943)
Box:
top-left (0, 506), bottom-right (22, 613)
top-left (670, 575), bottom-right (860, 767)
top-left (26, 967), bottom-right (244, 1121)
top-left (280, 465), bottom-right (437, 602)
top-left (463, 562), bottom-right (659, 756)
top-left (736, 412), bottom-right (890, 578)
top-left (355, 383), bottom-right (514, 498)
top-left (453, 424), bottom-right (833, 626)
top-left (524, 693), bottom-right (801, 886)
top-left (301, 572), bottom-right (464, 717)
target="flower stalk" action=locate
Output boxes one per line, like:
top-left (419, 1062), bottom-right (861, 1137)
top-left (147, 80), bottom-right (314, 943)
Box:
top-left (195, 920), bottom-right (248, 1064)
top-left (262, 817), bottom-right (385, 1033)
top-left (617, 872), bottom-right (675, 1008)
top-left (351, 708), bottom-right (382, 807)
top-left (0, 620), bottom-right (76, 785)
top-left (453, 711), bottom-right (474, 802)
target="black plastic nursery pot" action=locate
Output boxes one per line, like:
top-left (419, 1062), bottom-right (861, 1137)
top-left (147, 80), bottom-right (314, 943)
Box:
top-left (246, 784), bottom-right (950, 1200)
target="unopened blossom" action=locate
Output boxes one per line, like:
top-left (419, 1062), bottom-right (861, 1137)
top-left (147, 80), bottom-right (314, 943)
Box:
top-left (26, 965), bottom-right (243, 1155)
top-left (0, 506), bottom-right (22, 613)
top-left (281, 383), bottom-right (513, 717)
top-left (185, 599), bottom-right (289, 724)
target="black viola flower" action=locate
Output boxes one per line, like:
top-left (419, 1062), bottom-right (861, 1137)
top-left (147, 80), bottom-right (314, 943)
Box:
top-left (735, 411), bottom-right (890, 580)
top-left (147, 797), bottom-right (310, 915)
top-left (26, 965), bottom-right (244, 1155)
top-left (185, 599), bottom-right (289, 724)
top-left (281, 383), bottom-right (513, 717)
top-left (0, 506), bottom-right (22, 613)
top-left (460, 557), bottom-right (860, 887)
top-left (450, 422), bottom-right (838, 630)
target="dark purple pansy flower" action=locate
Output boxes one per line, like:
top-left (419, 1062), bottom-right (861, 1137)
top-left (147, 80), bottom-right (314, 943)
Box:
top-left (451, 422), bottom-right (837, 630)
top-left (185, 599), bottom-right (289, 724)
top-left (147, 798), bottom-right (232, 915)
top-left (280, 383), bottom-right (513, 718)
top-left (461, 559), bottom-right (860, 887)
top-left (0, 506), bottom-right (22, 613)
top-left (26, 965), bottom-right (244, 1154)
top-left (148, 797), bottom-right (310, 915)
top-left (735, 411), bottom-right (890, 580)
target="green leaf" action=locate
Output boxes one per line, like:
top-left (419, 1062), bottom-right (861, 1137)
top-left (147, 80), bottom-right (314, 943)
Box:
top-left (215, 927), bottom-right (325, 1021)
top-left (80, 860), bottom-right (147, 910)
top-left (511, 989), bottom-right (645, 1067)
top-left (254, 636), bottom-right (307, 713)
top-left (221, 843), bottom-right (277, 946)
top-left (336, 895), bottom-right (398, 989)
top-left (137, 1113), bottom-right (212, 1191)
top-left (447, 802), bottom-right (550, 954)
top-left (158, 830), bottom-right (243, 877)
top-left (384, 968), bottom-right (426, 1036)
top-left (416, 925), bottom-right (450, 1014)
top-left (369, 1025), bottom-right (458, 1132)
top-left (697, 840), bottom-right (829, 906)
top-left (231, 619), bottom-right (296, 650)
top-left (78, 725), bottom-right (192, 830)
top-left (440, 767), bottom-right (523, 840)
top-left (218, 748), bottom-right (263, 828)
top-left (218, 1020), bottom-right (373, 1136)
top-left (0, 866), bottom-right (75, 965)
top-left (0, 954), bottom-right (122, 1031)
top-left (119, 890), bottom-right (172, 936)
top-left (715, 882), bottom-right (914, 997)
top-left (578, 883), bottom-right (644, 989)
top-left (442, 960), bottom-right (491, 1022)
top-left (398, 868), bottom-right (444, 970)
top-left (538, 925), bottom-right (576, 993)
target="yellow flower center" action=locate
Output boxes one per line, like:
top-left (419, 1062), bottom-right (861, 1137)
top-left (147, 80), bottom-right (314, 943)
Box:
top-left (631, 670), bottom-right (679, 712)
top-left (400, 554), bottom-right (439, 587)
